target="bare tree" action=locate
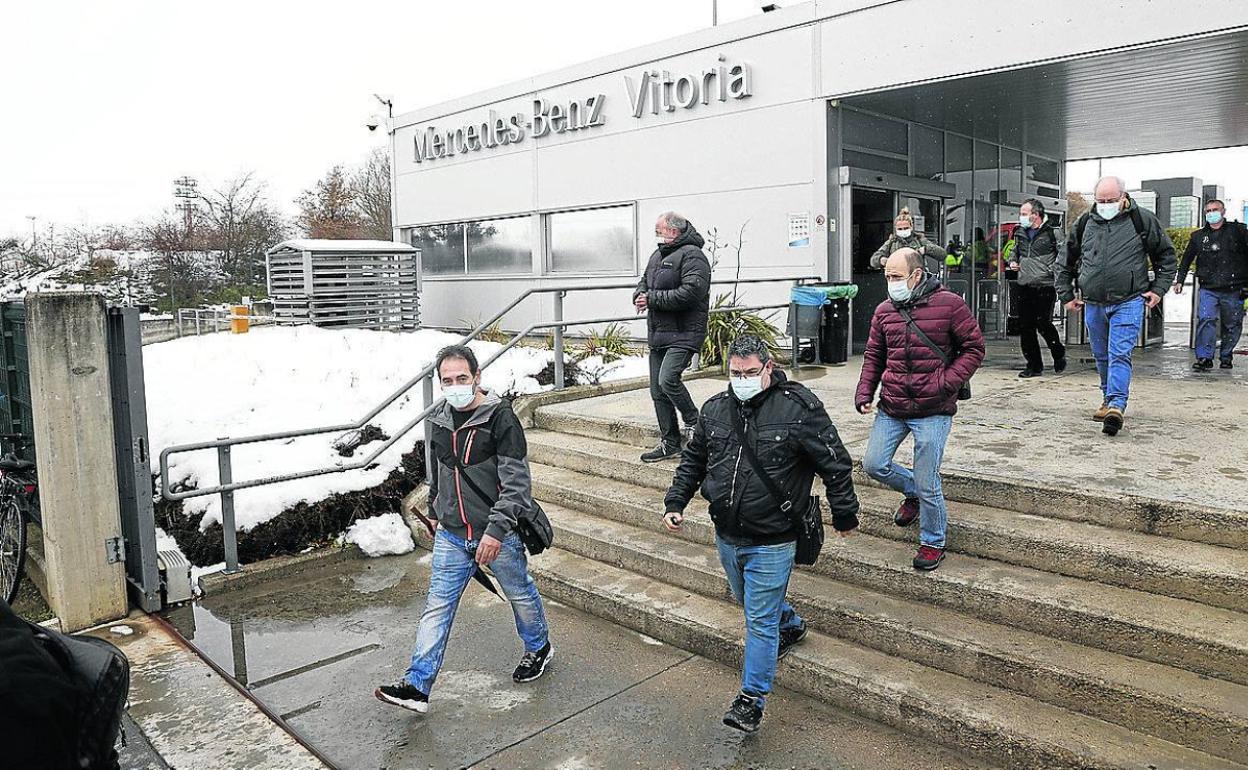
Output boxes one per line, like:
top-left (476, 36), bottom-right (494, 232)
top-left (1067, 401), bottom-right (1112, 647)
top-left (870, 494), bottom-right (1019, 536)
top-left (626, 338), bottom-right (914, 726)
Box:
top-left (140, 211), bottom-right (202, 312)
top-left (296, 165), bottom-right (365, 239)
top-left (1067, 191), bottom-right (1091, 222)
top-left (351, 148), bottom-right (392, 240)
top-left (198, 173), bottom-right (263, 279)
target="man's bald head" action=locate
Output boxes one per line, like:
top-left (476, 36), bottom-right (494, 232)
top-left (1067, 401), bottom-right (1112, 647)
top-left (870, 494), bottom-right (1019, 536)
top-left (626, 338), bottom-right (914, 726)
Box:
top-left (1094, 176), bottom-right (1126, 202)
top-left (886, 248), bottom-right (924, 277)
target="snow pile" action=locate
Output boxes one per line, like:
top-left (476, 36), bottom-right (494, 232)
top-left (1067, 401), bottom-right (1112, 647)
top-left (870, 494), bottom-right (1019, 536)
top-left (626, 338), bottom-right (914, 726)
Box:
top-left (343, 513), bottom-right (415, 557)
top-left (575, 354), bottom-right (650, 385)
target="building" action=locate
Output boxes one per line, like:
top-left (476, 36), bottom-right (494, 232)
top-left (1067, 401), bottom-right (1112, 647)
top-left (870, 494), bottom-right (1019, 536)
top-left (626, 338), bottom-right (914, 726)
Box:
top-left (388, 0), bottom-right (1248, 350)
top-left (1137, 177), bottom-right (1227, 229)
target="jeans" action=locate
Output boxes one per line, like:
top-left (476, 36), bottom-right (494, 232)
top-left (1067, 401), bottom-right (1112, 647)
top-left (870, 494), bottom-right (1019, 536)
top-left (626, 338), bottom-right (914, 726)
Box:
top-left (649, 346), bottom-right (698, 447)
top-left (715, 537), bottom-right (802, 708)
top-left (1195, 287), bottom-right (1245, 362)
top-left (862, 411), bottom-right (953, 549)
top-left (405, 528), bottom-right (549, 694)
top-left (1016, 284), bottom-right (1065, 371)
top-left (1084, 296), bottom-right (1144, 411)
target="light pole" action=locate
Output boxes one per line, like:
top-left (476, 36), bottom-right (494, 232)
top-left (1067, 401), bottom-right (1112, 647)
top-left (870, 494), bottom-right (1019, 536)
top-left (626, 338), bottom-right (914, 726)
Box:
top-left (25, 215), bottom-right (36, 248)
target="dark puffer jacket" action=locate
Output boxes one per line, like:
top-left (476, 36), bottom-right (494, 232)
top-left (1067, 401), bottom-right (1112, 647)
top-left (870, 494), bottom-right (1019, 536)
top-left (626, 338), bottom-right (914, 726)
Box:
top-left (854, 275), bottom-right (985, 418)
top-left (665, 370), bottom-right (860, 545)
top-left (634, 225), bottom-right (711, 352)
top-left (1176, 221), bottom-right (1248, 292)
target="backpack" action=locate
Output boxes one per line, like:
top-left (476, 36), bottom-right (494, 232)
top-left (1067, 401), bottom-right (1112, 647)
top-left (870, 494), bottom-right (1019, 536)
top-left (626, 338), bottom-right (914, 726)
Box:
top-left (25, 616), bottom-right (131, 769)
top-left (1066, 207), bottom-right (1152, 291)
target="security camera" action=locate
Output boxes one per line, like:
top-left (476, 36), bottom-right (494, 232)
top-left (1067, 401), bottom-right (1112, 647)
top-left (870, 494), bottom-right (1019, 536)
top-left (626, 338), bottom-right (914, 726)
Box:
top-left (366, 113), bottom-right (381, 132)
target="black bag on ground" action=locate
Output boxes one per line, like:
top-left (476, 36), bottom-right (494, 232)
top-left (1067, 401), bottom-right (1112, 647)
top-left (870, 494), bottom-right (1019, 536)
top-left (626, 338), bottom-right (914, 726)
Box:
top-left (897, 306), bottom-right (972, 401)
top-left (0, 598), bottom-right (130, 770)
top-left (449, 453), bottom-right (554, 555)
top-left (728, 405), bottom-right (825, 565)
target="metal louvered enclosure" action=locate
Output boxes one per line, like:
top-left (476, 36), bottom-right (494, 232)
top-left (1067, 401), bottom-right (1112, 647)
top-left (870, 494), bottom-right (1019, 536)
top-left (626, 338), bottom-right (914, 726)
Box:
top-left (265, 239), bottom-right (421, 330)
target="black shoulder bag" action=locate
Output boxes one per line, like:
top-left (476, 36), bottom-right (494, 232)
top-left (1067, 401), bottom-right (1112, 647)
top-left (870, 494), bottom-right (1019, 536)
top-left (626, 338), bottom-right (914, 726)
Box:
top-left (896, 307), bottom-right (972, 401)
top-left (727, 405), bottom-right (824, 565)
top-left (448, 451), bottom-right (554, 556)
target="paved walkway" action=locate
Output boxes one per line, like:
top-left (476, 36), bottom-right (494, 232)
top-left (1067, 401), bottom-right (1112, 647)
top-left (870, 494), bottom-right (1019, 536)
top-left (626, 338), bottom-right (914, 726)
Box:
top-left (164, 553), bottom-right (993, 770)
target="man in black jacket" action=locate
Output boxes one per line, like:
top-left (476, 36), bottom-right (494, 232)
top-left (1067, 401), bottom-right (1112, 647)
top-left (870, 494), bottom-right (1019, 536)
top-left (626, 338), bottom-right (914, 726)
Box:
top-left (633, 212), bottom-right (711, 463)
top-left (1009, 198), bottom-right (1067, 378)
top-left (661, 334), bottom-right (859, 734)
top-left (1172, 199), bottom-right (1248, 371)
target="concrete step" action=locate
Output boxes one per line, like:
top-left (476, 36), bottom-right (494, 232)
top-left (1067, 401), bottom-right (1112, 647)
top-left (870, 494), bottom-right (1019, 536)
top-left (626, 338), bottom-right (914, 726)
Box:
top-left (529, 408), bottom-right (1248, 549)
top-left (521, 545), bottom-right (1248, 770)
top-left (539, 498), bottom-right (1248, 762)
top-left (529, 428), bottom-right (1248, 612)
top-left (528, 462), bottom-right (1248, 686)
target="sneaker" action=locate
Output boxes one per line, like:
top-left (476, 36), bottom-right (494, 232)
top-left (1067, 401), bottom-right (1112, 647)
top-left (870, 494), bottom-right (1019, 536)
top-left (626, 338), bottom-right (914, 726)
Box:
top-left (913, 545), bottom-right (945, 571)
top-left (777, 620), bottom-right (808, 660)
top-left (1053, 353), bottom-right (1068, 374)
top-left (722, 691), bottom-right (763, 733)
top-left (1092, 402), bottom-right (1111, 422)
top-left (1221, 358), bottom-right (1234, 370)
top-left (894, 497), bottom-right (920, 527)
top-left (513, 642), bottom-right (554, 683)
top-left (1193, 358), bottom-right (1214, 372)
top-left (640, 442), bottom-right (681, 463)
top-left (1102, 407), bottom-right (1124, 436)
top-left (374, 681), bottom-right (429, 714)
top-left (1017, 368), bottom-right (1042, 378)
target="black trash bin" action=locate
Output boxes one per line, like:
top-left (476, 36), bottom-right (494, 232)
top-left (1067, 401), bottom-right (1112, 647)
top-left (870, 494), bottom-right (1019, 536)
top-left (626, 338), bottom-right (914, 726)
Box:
top-left (819, 297), bottom-right (850, 364)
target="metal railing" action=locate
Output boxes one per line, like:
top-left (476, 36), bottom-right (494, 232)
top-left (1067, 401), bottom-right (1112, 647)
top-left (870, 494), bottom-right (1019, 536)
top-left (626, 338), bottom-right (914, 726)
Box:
top-left (175, 308), bottom-right (277, 337)
top-left (159, 275), bottom-right (815, 572)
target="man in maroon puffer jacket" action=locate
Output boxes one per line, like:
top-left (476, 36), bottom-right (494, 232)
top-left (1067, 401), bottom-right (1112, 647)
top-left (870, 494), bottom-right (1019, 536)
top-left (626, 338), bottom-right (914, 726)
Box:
top-left (855, 249), bottom-right (985, 571)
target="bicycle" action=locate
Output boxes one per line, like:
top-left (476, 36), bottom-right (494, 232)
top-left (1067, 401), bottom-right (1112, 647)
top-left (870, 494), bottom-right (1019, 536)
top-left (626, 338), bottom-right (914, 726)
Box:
top-left (1, 433), bottom-right (39, 605)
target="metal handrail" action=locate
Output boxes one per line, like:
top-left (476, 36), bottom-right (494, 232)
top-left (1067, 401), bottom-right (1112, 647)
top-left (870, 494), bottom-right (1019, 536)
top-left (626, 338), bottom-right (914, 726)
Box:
top-left (159, 275), bottom-right (810, 572)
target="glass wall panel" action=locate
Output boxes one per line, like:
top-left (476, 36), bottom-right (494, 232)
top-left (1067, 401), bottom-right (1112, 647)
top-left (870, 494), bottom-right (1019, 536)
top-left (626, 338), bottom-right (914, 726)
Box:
top-left (410, 224), bottom-right (466, 275)
top-left (843, 149), bottom-right (908, 175)
top-left (1169, 196), bottom-right (1200, 228)
top-left (1134, 190), bottom-right (1159, 215)
top-left (974, 141), bottom-right (999, 199)
top-left (1026, 155), bottom-right (1061, 197)
top-left (843, 110), bottom-right (908, 156)
top-left (1000, 147), bottom-right (1023, 194)
top-left (549, 206), bottom-right (634, 273)
top-left (466, 216), bottom-right (532, 274)
top-left (911, 125), bottom-right (944, 180)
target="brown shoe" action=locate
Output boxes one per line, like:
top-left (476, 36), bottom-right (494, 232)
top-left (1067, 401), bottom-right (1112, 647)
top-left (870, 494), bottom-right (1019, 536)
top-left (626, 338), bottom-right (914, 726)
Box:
top-left (1102, 408), bottom-right (1124, 436)
top-left (1092, 402), bottom-right (1111, 422)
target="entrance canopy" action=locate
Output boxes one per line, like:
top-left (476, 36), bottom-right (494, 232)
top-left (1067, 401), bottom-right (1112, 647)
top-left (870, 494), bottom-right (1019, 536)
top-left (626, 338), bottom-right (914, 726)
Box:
top-left (841, 30), bottom-right (1248, 161)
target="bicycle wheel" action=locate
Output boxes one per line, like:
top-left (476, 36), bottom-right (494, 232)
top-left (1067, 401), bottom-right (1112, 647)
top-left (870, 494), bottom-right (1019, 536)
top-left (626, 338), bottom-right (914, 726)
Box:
top-left (0, 496), bottom-right (26, 606)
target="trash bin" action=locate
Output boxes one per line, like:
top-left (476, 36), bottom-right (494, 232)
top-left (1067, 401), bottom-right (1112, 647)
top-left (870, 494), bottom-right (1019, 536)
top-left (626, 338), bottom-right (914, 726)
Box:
top-left (230, 305), bottom-right (250, 334)
top-left (817, 283), bottom-right (857, 364)
top-left (788, 286), bottom-right (827, 338)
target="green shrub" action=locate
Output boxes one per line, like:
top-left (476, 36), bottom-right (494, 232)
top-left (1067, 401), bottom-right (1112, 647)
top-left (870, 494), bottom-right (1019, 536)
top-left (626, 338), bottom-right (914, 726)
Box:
top-left (1166, 228), bottom-right (1197, 261)
top-left (577, 322), bottom-right (632, 363)
top-left (700, 293), bottom-right (781, 371)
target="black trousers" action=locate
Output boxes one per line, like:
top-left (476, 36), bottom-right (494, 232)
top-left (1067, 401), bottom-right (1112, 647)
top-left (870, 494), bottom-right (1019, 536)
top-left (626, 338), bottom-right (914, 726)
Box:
top-left (1016, 284), bottom-right (1065, 370)
top-left (649, 346), bottom-right (698, 446)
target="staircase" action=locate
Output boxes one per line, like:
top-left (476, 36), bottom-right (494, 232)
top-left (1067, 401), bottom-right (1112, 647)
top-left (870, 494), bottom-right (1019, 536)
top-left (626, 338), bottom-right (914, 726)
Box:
top-left (500, 396), bottom-right (1248, 770)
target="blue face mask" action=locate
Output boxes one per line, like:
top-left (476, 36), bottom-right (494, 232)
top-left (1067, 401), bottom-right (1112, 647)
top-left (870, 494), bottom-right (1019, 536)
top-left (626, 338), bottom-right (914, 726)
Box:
top-left (1206, 210), bottom-right (1224, 225)
top-left (444, 384), bottom-right (476, 409)
top-left (730, 375), bottom-right (764, 401)
top-left (887, 278), bottom-right (914, 303)
top-left (1096, 201), bottom-right (1121, 220)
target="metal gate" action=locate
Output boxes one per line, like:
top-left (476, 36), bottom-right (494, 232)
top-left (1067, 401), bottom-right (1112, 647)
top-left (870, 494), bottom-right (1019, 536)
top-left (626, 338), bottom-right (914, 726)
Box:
top-left (0, 302), bottom-right (34, 463)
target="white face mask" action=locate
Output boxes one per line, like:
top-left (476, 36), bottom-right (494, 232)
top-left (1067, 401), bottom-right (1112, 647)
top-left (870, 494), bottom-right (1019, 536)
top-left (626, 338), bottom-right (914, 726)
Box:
top-left (1096, 201), bottom-right (1121, 220)
top-left (895, 228), bottom-right (913, 239)
top-left (1019, 215), bottom-right (1032, 228)
top-left (444, 384), bottom-right (476, 409)
top-left (887, 279), bottom-right (913, 303)
top-left (730, 375), bottom-right (764, 401)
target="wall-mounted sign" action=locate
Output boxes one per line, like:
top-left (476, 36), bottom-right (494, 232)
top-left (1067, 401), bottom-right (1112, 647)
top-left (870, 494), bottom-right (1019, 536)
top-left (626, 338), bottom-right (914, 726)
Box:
top-left (788, 212), bottom-right (811, 249)
top-left (412, 55), bottom-right (753, 164)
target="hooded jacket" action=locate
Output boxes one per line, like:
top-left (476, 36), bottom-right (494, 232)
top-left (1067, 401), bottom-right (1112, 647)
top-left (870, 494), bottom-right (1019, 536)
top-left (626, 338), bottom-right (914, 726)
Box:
top-left (1057, 200), bottom-right (1177, 305)
top-left (870, 233), bottom-right (947, 274)
top-left (1014, 223), bottom-right (1062, 288)
top-left (634, 225), bottom-right (712, 352)
top-left (664, 370), bottom-right (860, 545)
top-left (427, 391), bottom-right (533, 543)
top-left (855, 275), bottom-right (985, 419)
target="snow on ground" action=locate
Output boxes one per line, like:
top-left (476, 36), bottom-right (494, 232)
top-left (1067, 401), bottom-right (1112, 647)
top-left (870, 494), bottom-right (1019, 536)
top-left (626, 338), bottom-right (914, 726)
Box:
top-left (342, 513), bottom-right (415, 557)
top-left (146, 325), bottom-right (649, 534)
top-left (575, 354), bottom-right (650, 384)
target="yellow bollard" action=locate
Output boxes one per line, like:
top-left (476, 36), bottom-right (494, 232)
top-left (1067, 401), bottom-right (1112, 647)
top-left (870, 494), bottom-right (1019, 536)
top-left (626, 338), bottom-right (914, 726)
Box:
top-left (230, 305), bottom-right (250, 334)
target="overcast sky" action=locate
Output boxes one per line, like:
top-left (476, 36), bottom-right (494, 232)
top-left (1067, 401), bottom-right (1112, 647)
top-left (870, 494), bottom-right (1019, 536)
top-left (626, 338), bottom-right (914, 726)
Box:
top-left (3, 0), bottom-right (1247, 241)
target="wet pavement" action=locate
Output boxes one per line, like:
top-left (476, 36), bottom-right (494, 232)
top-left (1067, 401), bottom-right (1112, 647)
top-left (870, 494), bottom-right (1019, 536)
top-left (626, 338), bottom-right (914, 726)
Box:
top-left (165, 551), bottom-right (994, 770)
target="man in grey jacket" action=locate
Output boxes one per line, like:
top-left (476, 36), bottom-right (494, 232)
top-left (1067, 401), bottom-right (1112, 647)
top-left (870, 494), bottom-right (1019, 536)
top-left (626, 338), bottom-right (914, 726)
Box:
top-left (376, 345), bottom-right (552, 714)
top-left (1056, 176), bottom-right (1177, 436)
top-left (1010, 198), bottom-right (1067, 378)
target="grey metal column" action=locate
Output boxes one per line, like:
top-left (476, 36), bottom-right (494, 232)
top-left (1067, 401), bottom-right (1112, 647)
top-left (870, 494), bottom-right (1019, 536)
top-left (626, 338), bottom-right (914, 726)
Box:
top-left (217, 444), bottom-right (239, 573)
top-left (422, 377), bottom-right (434, 483)
top-left (553, 290), bottom-right (566, 389)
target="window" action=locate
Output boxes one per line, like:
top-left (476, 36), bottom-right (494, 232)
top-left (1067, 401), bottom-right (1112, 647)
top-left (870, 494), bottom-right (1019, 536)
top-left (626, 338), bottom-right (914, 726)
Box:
top-left (1000, 147), bottom-right (1022, 193)
top-left (1169, 196), bottom-right (1200, 228)
top-left (548, 206), bottom-right (634, 273)
top-left (1133, 190), bottom-right (1158, 215)
top-left (842, 109), bottom-right (907, 156)
top-left (974, 141), bottom-right (999, 198)
top-left (843, 149), bottom-right (908, 176)
top-left (409, 223), bottom-right (466, 275)
top-left (1026, 155), bottom-right (1060, 197)
top-left (911, 125), bottom-right (944, 180)
top-left (467, 216), bottom-right (532, 274)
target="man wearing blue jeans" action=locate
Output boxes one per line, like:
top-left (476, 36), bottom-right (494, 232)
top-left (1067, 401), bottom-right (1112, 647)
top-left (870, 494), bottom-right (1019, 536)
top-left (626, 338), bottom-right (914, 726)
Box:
top-left (1057, 176), bottom-right (1176, 435)
top-left (663, 334), bottom-right (859, 733)
top-left (376, 345), bottom-right (552, 714)
top-left (1172, 198), bottom-right (1247, 371)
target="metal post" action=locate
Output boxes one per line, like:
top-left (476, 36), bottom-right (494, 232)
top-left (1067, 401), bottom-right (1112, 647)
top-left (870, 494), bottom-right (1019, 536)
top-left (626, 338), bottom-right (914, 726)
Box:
top-left (553, 290), bottom-right (565, 390)
top-left (195, 311), bottom-right (202, 336)
top-left (217, 443), bottom-right (240, 574)
top-left (421, 376), bottom-right (434, 484)
top-left (790, 279), bottom-right (800, 371)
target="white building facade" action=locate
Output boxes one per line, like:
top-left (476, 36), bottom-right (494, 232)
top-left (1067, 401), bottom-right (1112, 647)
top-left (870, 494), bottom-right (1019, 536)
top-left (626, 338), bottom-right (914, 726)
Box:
top-left (390, 0), bottom-right (1248, 348)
